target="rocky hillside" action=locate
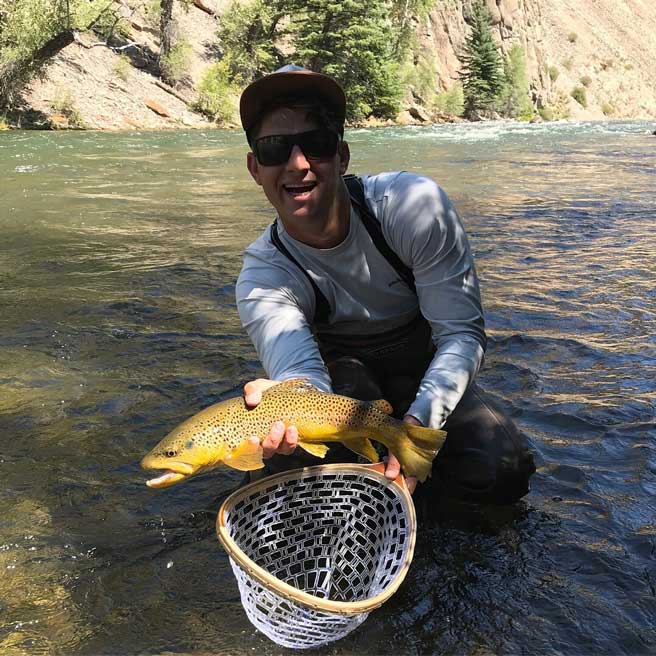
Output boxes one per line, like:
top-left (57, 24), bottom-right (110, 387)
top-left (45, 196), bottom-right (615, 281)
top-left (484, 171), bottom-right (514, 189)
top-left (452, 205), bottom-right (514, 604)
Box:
top-left (19, 0), bottom-right (656, 130)
top-left (420, 0), bottom-right (656, 120)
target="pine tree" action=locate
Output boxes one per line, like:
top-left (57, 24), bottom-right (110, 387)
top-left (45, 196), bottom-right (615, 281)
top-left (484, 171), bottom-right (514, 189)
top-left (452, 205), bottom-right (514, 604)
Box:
top-left (217, 0), bottom-right (286, 84)
top-left (289, 0), bottom-right (402, 120)
top-left (459, 0), bottom-right (504, 119)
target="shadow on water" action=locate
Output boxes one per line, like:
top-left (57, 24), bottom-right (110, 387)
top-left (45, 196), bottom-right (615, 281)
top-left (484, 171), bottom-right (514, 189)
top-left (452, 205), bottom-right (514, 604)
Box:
top-left (1, 122), bottom-right (655, 655)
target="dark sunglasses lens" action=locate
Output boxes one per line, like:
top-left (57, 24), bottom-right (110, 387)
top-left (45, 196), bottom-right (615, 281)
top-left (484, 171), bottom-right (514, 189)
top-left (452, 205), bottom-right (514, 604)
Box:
top-left (255, 136), bottom-right (291, 166)
top-left (255, 130), bottom-right (339, 165)
top-left (301, 130), bottom-right (339, 158)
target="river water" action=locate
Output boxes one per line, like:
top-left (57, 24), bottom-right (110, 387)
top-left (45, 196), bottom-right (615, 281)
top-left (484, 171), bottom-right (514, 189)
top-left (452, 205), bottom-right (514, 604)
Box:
top-left (1, 121), bottom-right (655, 655)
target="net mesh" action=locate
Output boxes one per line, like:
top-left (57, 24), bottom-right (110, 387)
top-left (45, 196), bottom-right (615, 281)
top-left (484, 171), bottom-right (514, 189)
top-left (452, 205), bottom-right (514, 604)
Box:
top-left (218, 464), bottom-right (415, 649)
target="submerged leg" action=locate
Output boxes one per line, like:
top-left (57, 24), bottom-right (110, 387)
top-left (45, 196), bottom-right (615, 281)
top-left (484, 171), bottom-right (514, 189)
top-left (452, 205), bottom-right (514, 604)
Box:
top-left (417, 383), bottom-right (536, 505)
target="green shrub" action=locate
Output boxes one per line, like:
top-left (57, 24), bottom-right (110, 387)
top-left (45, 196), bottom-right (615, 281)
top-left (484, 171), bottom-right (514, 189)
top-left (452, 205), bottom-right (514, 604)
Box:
top-left (548, 65), bottom-right (559, 82)
top-left (580, 75), bottom-right (592, 87)
top-left (113, 54), bottom-right (132, 82)
top-left (570, 86), bottom-right (587, 107)
top-left (91, 10), bottom-right (131, 41)
top-left (51, 88), bottom-right (85, 128)
top-left (538, 106), bottom-right (554, 121)
top-left (497, 44), bottom-right (534, 119)
top-left (544, 90), bottom-right (572, 119)
top-left (567, 32), bottom-right (578, 43)
top-left (193, 61), bottom-right (240, 124)
top-left (432, 83), bottom-right (464, 116)
top-left (160, 39), bottom-right (193, 85)
top-left (400, 52), bottom-right (438, 105)
top-left (601, 102), bottom-right (614, 116)
top-left (563, 57), bottom-right (573, 71)
top-left (144, 0), bottom-right (161, 29)
top-left (0, 115), bottom-right (10, 130)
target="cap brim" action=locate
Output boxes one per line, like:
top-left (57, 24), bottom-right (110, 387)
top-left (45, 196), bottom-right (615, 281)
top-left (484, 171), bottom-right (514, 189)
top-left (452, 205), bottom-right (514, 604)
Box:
top-left (240, 70), bottom-right (346, 133)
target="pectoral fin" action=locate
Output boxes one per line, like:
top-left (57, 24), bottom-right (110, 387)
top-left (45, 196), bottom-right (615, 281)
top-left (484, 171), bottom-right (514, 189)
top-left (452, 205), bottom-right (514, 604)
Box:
top-left (224, 438), bottom-right (265, 471)
top-left (298, 442), bottom-right (330, 458)
top-left (343, 437), bottom-right (380, 463)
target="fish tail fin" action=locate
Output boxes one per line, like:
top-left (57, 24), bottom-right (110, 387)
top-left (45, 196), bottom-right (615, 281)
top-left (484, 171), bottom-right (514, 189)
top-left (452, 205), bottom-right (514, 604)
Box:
top-left (394, 424), bottom-right (447, 483)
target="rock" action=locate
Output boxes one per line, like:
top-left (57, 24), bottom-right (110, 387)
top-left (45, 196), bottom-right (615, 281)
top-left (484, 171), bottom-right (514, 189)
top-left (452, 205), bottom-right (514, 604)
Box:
top-left (145, 99), bottom-right (170, 117)
top-left (123, 117), bottom-right (142, 129)
top-left (408, 105), bottom-right (430, 122)
top-left (485, 0), bottom-right (502, 25)
top-left (395, 110), bottom-right (417, 126)
top-left (108, 80), bottom-right (128, 93)
top-left (130, 50), bottom-right (152, 69)
top-left (499, 0), bottom-right (519, 29)
top-left (50, 114), bottom-right (69, 129)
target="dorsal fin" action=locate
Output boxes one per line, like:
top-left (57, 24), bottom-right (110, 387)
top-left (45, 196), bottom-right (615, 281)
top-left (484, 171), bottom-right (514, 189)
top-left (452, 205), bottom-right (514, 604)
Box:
top-left (265, 378), bottom-right (319, 395)
top-left (371, 399), bottom-right (393, 414)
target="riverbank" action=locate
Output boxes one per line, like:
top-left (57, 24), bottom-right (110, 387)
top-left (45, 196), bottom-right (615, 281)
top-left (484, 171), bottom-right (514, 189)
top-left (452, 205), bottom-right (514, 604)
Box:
top-left (1, 29), bottom-right (455, 132)
top-left (3, 0), bottom-right (656, 132)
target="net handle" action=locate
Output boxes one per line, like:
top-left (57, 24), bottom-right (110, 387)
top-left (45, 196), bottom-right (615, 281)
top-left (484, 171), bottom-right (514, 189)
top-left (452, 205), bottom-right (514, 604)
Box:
top-left (216, 463), bottom-right (416, 616)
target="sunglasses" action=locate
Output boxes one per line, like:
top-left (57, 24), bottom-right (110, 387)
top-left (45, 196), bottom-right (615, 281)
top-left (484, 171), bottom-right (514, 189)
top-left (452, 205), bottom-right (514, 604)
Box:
top-left (252, 129), bottom-right (340, 166)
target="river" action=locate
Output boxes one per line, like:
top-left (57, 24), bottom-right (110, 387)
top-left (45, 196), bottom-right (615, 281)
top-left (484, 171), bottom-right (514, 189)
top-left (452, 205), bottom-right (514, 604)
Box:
top-left (1, 121), bottom-right (655, 655)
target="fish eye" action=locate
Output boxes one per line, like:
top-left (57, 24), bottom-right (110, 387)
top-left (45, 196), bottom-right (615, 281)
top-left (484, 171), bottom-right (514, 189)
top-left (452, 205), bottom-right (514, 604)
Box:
top-left (165, 449), bottom-right (178, 458)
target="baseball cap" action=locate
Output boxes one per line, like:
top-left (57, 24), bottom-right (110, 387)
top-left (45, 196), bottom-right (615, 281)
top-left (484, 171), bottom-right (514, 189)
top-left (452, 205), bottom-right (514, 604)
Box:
top-left (239, 64), bottom-right (346, 134)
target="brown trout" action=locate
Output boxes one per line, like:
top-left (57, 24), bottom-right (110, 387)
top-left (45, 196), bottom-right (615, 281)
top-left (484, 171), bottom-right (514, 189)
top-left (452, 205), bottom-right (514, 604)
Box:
top-left (141, 379), bottom-right (446, 488)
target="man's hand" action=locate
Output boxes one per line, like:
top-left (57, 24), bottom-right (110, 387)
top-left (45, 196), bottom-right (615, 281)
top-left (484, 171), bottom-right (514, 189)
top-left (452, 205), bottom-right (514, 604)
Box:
top-left (384, 414), bottom-right (423, 494)
top-left (243, 379), bottom-right (299, 459)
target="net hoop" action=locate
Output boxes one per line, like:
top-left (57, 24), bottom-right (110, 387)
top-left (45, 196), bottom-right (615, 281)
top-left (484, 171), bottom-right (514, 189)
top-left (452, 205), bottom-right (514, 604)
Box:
top-left (216, 462), bottom-right (416, 616)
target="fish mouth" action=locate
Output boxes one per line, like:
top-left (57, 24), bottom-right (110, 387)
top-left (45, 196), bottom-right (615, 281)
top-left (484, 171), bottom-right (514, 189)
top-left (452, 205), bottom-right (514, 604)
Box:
top-left (141, 459), bottom-right (195, 489)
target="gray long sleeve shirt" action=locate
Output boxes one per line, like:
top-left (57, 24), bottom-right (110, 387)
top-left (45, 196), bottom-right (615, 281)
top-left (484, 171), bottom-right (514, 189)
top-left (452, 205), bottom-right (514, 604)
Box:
top-left (236, 171), bottom-right (486, 429)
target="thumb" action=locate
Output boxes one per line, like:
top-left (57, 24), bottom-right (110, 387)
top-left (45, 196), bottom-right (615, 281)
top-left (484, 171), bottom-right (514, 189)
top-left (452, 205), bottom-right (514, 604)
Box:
top-left (385, 453), bottom-right (401, 480)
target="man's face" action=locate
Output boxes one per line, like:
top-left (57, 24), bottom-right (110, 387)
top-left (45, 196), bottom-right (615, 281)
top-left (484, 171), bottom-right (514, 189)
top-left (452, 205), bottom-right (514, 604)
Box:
top-left (246, 107), bottom-right (350, 227)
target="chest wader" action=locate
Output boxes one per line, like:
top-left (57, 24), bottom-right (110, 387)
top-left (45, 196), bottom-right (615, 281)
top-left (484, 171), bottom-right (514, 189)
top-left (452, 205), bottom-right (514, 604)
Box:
top-left (265, 176), bottom-right (535, 505)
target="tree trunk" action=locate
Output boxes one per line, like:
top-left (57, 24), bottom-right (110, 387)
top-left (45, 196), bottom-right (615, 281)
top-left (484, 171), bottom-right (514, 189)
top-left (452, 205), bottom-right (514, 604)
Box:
top-left (159, 0), bottom-right (175, 84)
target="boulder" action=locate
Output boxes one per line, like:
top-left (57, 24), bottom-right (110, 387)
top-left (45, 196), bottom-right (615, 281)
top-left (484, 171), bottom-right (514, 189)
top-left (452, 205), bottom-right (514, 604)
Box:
top-left (145, 99), bottom-right (170, 117)
top-left (50, 114), bottom-right (69, 129)
top-left (408, 105), bottom-right (430, 122)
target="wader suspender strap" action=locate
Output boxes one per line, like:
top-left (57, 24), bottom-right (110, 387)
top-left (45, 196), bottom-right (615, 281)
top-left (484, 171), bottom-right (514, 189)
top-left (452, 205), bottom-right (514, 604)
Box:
top-left (343, 175), bottom-right (417, 295)
top-left (270, 175), bottom-right (416, 324)
top-left (271, 219), bottom-right (331, 324)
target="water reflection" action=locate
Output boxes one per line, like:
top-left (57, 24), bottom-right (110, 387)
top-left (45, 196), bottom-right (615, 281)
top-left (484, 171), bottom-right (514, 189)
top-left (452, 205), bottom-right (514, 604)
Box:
top-left (1, 122), bottom-right (655, 654)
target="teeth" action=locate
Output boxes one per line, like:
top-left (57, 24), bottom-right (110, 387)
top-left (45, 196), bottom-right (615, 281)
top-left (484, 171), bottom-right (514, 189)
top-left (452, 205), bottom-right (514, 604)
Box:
top-left (285, 184), bottom-right (315, 193)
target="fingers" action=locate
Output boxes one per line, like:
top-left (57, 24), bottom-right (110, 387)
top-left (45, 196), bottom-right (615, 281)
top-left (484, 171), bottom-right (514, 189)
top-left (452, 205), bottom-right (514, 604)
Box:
top-left (261, 421), bottom-right (298, 459)
top-left (403, 413), bottom-right (423, 426)
top-left (385, 453), bottom-right (418, 495)
top-left (243, 378), bottom-right (278, 408)
top-left (385, 453), bottom-right (401, 480)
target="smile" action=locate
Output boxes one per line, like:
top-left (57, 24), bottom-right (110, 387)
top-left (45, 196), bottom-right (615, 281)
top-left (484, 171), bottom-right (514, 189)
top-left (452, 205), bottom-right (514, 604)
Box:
top-left (283, 182), bottom-right (316, 197)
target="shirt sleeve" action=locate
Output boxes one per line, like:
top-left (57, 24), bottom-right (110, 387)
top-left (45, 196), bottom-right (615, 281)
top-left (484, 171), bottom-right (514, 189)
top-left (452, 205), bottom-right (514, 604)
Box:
top-left (236, 249), bottom-right (333, 392)
top-left (375, 173), bottom-right (486, 429)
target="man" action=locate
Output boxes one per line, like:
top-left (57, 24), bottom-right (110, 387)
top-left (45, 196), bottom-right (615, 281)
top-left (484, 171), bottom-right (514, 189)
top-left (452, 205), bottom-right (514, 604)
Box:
top-left (236, 65), bottom-right (535, 503)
